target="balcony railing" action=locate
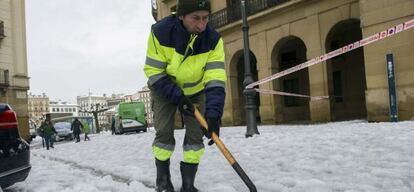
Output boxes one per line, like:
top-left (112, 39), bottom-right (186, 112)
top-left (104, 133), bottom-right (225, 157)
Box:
top-left (0, 69), bottom-right (10, 88)
top-left (210, 0), bottom-right (290, 29)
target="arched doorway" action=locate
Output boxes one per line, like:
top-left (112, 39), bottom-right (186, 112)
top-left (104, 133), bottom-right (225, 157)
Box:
top-left (229, 50), bottom-right (260, 125)
top-left (271, 36), bottom-right (310, 122)
top-left (325, 19), bottom-right (367, 121)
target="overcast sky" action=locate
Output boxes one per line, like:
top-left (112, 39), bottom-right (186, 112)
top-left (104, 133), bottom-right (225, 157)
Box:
top-left (25, 0), bottom-right (155, 102)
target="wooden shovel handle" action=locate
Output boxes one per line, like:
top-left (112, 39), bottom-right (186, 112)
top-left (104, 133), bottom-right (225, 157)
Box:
top-left (193, 108), bottom-right (257, 192)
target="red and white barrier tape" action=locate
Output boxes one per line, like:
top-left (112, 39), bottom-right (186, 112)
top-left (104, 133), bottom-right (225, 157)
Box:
top-left (246, 18), bottom-right (414, 90)
top-left (254, 89), bottom-right (329, 101)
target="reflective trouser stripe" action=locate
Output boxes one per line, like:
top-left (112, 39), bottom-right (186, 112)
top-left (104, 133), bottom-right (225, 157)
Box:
top-left (152, 145), bottom-right (174, 161)
top-left (183, 146), bottom-right (205, 164)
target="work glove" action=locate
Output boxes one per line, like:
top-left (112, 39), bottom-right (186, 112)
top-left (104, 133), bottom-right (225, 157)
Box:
top-left (178, 96), bottom-right (195, 117)
top-left (206, 117), bottom-right (220, 146)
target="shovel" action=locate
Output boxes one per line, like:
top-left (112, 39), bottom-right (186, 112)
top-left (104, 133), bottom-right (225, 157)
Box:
top-left (194, 108), bottom-right (257, 192)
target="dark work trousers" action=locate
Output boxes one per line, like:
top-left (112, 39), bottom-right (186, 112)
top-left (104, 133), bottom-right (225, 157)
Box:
top-left (74, 132), bottom-right (81, 142)
top-left (150, 87), bottom-right (206, 162)
top-left (44, 135), bottom-right (52, 150)
top-left (50, 134), bottom-right (54, 147)
top-left (84, 133), bottom-right (90, 141)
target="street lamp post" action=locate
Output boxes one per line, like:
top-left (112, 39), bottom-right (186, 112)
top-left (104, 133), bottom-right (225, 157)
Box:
top-left (241, 0), bottom-right (260, 138)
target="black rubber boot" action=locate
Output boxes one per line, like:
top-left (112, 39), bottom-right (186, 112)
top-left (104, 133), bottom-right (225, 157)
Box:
top-left (180, 161), bottom-right (199, 192)
top-left (155, 159), bottom-right (174, 192)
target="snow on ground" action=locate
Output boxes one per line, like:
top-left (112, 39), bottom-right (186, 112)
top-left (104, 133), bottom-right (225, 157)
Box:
top-left (7, 120), bottom-right (414, 192)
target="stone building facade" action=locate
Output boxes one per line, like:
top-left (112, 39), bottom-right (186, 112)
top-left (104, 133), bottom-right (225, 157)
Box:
top-left (0, 0), bottom-right (30, 139)
top-left (155, 0), bottom-right (414, 125)
top-left (136, 86), bottom-right (153, 126)
top-left (28, 93), bottom-right (49, 126)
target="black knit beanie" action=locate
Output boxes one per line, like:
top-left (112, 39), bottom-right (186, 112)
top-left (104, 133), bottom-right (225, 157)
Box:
top-left (176, 0), bottom-right (211, 16)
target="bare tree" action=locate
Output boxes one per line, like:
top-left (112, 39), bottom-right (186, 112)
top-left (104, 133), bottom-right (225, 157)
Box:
top-left (79, 103), bottom-right (109, 133)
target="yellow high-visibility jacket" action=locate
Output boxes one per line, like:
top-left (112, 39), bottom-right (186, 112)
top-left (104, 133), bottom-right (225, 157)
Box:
top-left (144, 15), bottom-right (226, 99)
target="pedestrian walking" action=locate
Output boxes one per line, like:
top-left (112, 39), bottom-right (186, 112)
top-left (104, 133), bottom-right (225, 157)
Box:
top-left (36, 124), bottom-right (45, 148)
top-left (71, 118), bottom-right (83, 143)
top-left (144, 0), bottom-right (226, 191)
top-left (82, 122), bottom-right (90, 141)
top-left (111, 115), bottom-right (116, 135)
top-left (39, 119), bottom-right (57, 150)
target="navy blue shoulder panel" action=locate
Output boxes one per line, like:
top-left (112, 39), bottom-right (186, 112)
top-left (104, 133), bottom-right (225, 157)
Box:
top-left (152, 15), bottom-right (177, 48)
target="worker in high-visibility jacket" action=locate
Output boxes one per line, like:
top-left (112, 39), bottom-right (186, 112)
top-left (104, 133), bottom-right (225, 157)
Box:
top-left (144, 0), bottom-right (226, 191)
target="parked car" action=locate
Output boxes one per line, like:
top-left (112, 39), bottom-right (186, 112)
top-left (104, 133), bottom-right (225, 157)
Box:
top-left (53, 122), bottom-right (73, 141)
top-left (0, 103), bottom-right (31, 189)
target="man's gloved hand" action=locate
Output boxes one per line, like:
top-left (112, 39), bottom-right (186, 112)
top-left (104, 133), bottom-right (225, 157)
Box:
top-left (178, 96), bottom-right (195, 116)
top-left (206, 117), bottom-right (220, 145)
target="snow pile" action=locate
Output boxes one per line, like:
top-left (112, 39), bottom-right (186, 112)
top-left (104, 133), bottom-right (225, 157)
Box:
top-left (9, 120), bottom-right (414, 192)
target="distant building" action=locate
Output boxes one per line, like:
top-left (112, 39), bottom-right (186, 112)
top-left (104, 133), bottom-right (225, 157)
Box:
top-left (123, 94), bottom-right (133, 103)
top-left (77, 93), bottom-right (109, 129)
top-left (136, 86), bottom-right (153, 126)
top-left (0, 0), bottom-right (30, 140)
top-left (104, 93), bottom-right (124, 125)
top-left (28, 93), bottom-right (50, 126)
top-left (106, 93), bottom-right (124, 109)
top-left (49, 100), bottom-right (78, 118)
